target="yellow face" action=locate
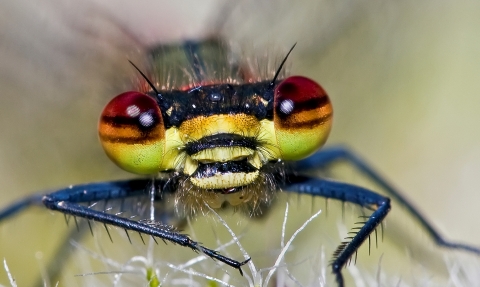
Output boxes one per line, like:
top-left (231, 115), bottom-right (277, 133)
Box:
top-left (98, 76), bottom-right (332, 213)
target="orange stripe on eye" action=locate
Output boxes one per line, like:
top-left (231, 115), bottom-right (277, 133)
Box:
top-left (98, 91), bottom-right (167, 175)
top-left (276, 111), bottom-right (332, 129)
top-left (99, 120), bottom-right (164, 145)
top-left (98, 133), bottom-right (163, 145)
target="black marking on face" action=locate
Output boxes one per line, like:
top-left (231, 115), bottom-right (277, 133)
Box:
top-left (191, 160), bottom-right (258, 179)
top-left (149, 80), bottom-right (280, 128)
top-left (184, 134), bottom-right (258, 156)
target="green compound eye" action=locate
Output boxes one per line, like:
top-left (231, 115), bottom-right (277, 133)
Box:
top-left (273, 76), bottom-right (333, 160)
top-left (98, 91), bottom-right (166, 175)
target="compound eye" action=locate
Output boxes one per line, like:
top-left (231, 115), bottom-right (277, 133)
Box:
top-left (274, 76), bottom-right (333, 160)
top-left (98, 91), bottom-right (165, 174)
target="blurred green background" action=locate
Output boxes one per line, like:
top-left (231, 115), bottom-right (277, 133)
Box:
top-left (0, 0), bottom-right (479, 286)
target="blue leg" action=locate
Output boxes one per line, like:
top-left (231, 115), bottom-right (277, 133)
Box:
top-left (282, 174), bottom-right (390, 287)
top-left (0, 179), bottom-right (249, 274)
top-left (41, 178), bottom-right (249, 274)
top-left (290, 145), bottom-right (480, 255)
top-left (0, 194), bottom-right (43, 220)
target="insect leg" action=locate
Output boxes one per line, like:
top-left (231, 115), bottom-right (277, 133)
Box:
top-left (0, 190), bottom-right (89, 285)
top-left (282, 174), bottom-right (390, 287)
top-left (0, 194), bottom-right (43, 220)
top-left (290, 145), bottom-right (480, 254)
top-left (40, 178), bottom-right (249, 274)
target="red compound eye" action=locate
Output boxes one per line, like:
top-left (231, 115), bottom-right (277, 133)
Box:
top-left (98, 91), bottom-right (166, 174)
top-left (273, 76), bottom-right (333, 160)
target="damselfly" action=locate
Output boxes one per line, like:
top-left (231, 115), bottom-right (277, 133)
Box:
top-left (1, 37), bottom-right (479, 287)
top-left (1, 2), bottom-right (480, 287)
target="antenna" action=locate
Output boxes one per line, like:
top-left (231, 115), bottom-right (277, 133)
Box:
top-left (270, 43), bottom-right (297, 87)
top-left (128, 60), bottom-right (160, 96)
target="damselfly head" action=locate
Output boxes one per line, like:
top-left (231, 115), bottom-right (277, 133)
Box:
top-left (98, 41), bottom-right (333, 215)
